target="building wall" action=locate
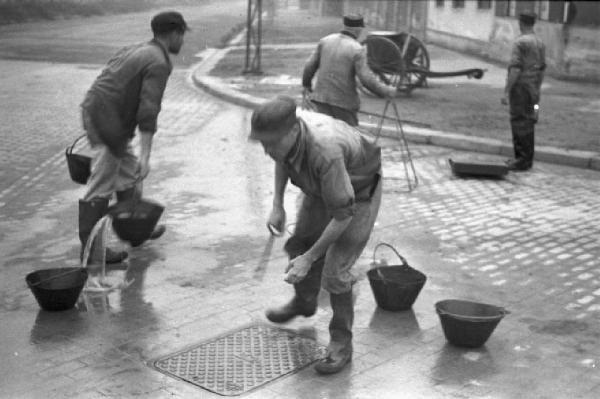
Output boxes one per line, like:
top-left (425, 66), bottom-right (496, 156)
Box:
top-left (303, 0), bottom-right (599, 81)
top-left (428, 0), bottom-right (495, 42)
top-left (426, 0), bottom-right (600, 82)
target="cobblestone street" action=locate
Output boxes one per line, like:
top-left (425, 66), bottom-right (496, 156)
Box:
top-left (1, 2), bottom-right (600, 398)
top-left (1, 71), bottom-right (599, 398)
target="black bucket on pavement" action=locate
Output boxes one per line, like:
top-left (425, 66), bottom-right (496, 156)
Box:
top-left (110, 198), bottom-right (164, 247)
top-left (367, 243), bottom-right (427, 311)
top-left (435, 299), bottom-right (509, 348)
top-left (65, 134), bottom-right (91, 185)
top-left (26, 267), bottom-right (88, 311)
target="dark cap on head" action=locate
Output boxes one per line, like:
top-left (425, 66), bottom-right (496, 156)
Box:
top-left (519, 10), bottom-right (537, 25)
top-left (249, 96), bottom-right (297, 142)
top-left (151, 11), bottom-right (189, 34)
top-left (343, 14), bottom-right (364, 28)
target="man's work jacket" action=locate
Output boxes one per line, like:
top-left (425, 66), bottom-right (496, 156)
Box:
top-left (302, 30), bottom-right (392, 112)
top-left (509, 32), bottom-right (546, 102)
top-left (282, 110), bottom-right (382, 220)
top-left (81, 39), bottom-right (172, 152)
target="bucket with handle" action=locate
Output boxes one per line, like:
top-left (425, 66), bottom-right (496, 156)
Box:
top-left (65, 134), bottom-right (91, 184)
top-left (367, 243), bottom-right (427, 311)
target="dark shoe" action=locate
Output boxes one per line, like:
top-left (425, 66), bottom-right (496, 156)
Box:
top-left (265, 297), bottom-right (317, 323)
top-left (505, 159), bottom-right (531, 171)
top-left (149, 224), bottom-right (166, 240)
top-left (314, 351), bottom-right (352, 374)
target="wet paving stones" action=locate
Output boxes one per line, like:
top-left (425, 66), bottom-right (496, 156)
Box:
top-left (1, 72), bottom-right (600, 398)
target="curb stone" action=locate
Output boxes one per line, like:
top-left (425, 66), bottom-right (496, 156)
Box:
top-left (191, 46), bottom-right (600, 171)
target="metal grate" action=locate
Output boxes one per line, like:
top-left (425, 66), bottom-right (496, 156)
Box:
top-left (150, 324), bottom-right (326, 396)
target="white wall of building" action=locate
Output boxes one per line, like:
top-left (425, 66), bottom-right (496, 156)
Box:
top-left (427, 1), bottom-right (495, 42)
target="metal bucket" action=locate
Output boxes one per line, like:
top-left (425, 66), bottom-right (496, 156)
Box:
top-left (435, 299), bottom-right (509, 348)
top-left (26, 267), bottom-right (88, 311)
top-left (110, 198), bottom-right (164, 247)
top-left (65, 134), bottom-right (91, 184)
top-left (367, 243), bottom-right (427, 311)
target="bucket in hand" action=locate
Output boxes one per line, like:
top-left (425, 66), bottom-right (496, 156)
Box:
top-left (435, 299), bottom-right (509, 348)
top-left (110, 198), bottom-right (164, 247)
top-left (367, 243), bottom-right (427, 311)
top-left (65, 134), bottom-right (91, 185)
top-left (26, 267), bottom-right (88, 311)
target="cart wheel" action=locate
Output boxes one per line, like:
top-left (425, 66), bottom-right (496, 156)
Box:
top-left (363, 35), bottom-right (406, 98)
top-left (397, 34), bottom-right (429, 92)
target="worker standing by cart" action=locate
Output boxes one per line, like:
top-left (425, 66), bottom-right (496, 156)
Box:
top-left (502, 11), bottom-right (546, 171)
top-left (302, 14), bottom-right (396, 126)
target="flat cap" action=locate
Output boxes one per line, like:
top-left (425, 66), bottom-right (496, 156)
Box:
top-left (519, 10), bottom-right (537, 25)
top-left (343, 14), bottom-right (364, 28)
top-left (249, 96), bottom-right (297, 142)
top-left (151, 11), bottom-right (189, 34)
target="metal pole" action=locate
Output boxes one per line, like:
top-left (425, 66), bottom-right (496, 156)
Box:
top-left (256, 0), bottom-right (262, 72)
top-left (245, 0), bottom-right (252, 71)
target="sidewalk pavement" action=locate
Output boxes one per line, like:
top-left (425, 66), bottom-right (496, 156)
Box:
top-left (192, 7), bottom-right (600, 171)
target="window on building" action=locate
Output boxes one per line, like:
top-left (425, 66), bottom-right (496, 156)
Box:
top-left (539, 0), bottom-right (550, 20)
top-left (436, 0), bottom-right (444, 7)
top-left (477, 0), bottom-right (492, 9)
top-left (452, 0), bottom-right (465, 8)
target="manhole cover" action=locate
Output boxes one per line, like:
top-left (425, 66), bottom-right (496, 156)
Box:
top-left (150, 324), bottom-right (326, 396)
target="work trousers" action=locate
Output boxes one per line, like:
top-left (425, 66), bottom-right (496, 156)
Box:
top-left (509, 83), bottom-right (537, 168)
top-left (284, 177), bottom-right (382, 294)
top-left (82, 108), bottom-right (139, 201)
top-left (311, 100), bottom-right (359, 127)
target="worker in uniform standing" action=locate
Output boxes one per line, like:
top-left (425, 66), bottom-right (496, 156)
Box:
top-left (502, 11), bottom-right (546, 171)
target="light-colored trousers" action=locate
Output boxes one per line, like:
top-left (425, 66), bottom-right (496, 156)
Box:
top-left (81, 108), bottom-right (140, 201)
top-left (289, 177), bottom-right (382, 294)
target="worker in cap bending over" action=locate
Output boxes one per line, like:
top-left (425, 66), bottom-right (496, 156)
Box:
top-left (77, 11), bottom-right (188, 264)
top-left (501, 10), bottom-right (546, 171)
top-left (249, 95), bottom-right (383, 374)
top-left (302, 14), bottom-right (397, 127)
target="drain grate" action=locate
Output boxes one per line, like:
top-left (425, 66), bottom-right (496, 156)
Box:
top-left (150, 324), bottom-right (326, 396)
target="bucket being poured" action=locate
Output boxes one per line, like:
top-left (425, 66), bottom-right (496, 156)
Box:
top-left (435, 299), bottom-right (509, 348)
top-left (26, 267), bottom-right (88, 311)
top-left (110, 198), bottom-right (164, 247)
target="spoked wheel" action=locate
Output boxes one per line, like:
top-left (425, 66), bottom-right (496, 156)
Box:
top-left (397, 34), bottom-right (430, 93)
top-left (362, 33), bottom-right (429, 97)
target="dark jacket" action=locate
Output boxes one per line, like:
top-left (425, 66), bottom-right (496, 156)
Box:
top-left (82, 39), bottom-right (172, 153)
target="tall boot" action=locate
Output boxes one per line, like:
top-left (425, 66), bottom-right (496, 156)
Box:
top-left (116, 187), bottom-right (166, 240)
top-left (509, 119), bottom-right (534, 171)
top-left (315, 290), bottom-right (354, 374)
top-left (79, 198), bottom-right (128, 264)
top-left (266, 257), bottom-right (324, 323)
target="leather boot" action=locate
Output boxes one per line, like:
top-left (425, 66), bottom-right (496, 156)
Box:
top-left (315, 290), bottom-right (354, 374)
top-left (510, 121), bottom-right (534, 171)
top-left (266, 257), bottom-right (324, 323)
top-left (116, 187), bottom-right (166, 240)
top-left (79, 198), bottom-right (128, 264)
